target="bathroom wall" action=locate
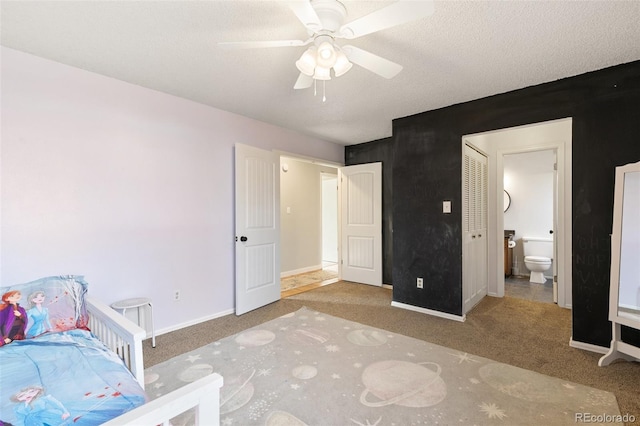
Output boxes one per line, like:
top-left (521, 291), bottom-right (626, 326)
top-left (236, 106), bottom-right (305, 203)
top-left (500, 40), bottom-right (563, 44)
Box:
top-left (504, 150), bottom-right (555, 276)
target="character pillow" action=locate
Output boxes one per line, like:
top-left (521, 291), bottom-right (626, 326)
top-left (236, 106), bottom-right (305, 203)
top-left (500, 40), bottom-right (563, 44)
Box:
top-left (0, 275), bottom-right (89, 346)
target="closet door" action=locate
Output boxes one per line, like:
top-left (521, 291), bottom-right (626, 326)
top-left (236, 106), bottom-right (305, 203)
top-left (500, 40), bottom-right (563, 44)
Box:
top-left (463, 144), bottom-right (488, 314)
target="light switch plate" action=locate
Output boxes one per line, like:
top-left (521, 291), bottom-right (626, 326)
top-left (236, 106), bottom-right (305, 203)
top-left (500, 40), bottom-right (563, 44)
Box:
top-left (443, 200), bottom-right (451, 213)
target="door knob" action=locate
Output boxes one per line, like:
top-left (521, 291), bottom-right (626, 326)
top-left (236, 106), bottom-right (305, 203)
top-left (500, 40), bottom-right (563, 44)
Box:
top-left (240, 236), bottom-right (248, 242)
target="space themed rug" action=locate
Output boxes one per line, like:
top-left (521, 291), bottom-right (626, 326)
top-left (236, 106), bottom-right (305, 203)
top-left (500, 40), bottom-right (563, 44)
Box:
top-left (144, 307), bottom-right (622, 425)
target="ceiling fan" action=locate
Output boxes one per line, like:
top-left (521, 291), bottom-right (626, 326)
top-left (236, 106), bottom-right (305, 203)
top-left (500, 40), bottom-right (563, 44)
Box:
top-left (219, 0), bottom-right (434, 95)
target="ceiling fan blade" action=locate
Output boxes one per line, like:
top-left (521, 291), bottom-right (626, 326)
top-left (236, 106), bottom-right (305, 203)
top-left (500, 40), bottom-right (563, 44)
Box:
top-left (219, 39), bottom-right (310, 49)
top-left (294, 73), bottom-right (314, 90)
top-left (287, 0), bottom-right (323, 32)
top-left (338, 0), bottom-right (435, 39)
top-left (342, 45), bottom-right (403, 79)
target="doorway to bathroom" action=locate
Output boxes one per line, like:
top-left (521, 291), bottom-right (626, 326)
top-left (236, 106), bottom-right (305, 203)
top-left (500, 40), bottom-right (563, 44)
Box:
top-left (503, 149), bottom-right (557, 305)
top-left (462, 117), bottom-right (573, 310)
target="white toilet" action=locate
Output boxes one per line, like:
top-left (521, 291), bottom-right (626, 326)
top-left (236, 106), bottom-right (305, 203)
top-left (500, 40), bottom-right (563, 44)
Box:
top-left (522, 237), bottom-right (553, 284)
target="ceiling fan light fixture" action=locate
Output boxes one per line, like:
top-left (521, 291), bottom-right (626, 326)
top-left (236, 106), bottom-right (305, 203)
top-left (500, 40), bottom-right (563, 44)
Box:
top-left (318, 41), bottom-right (334, 59)
top-left (316, 41), bottom-right (337, 68)
top-left (313, 65), bottom-right (331, 81)
top-left (222, 0), bottom-right (434, 96)
top-left (333, 48), bottom-right (352, 77)
top-left (295, 47), bottom-right (317, 76)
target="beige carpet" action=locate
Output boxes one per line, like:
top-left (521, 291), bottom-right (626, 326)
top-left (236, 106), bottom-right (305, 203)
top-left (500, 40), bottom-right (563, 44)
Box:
top-left (143, 281), bottom-right (640, 424)
top-left (281, 268), bottom-right (338, 292)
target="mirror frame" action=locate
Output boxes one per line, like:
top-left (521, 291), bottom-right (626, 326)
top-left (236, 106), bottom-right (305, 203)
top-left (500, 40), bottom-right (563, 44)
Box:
top-left (608, 161), bottom-right (640, 330)
top-left (599, 161), bottom-right (640, 366)
top-left (503, 190), bottom-right (511, 212)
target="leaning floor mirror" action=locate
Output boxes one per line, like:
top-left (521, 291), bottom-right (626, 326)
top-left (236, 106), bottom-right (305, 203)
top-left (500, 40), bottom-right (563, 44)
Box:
top-left (599, 160), bottom-right (640, 366)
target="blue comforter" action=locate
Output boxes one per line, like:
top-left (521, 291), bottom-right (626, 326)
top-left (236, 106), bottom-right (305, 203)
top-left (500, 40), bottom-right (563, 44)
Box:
top-left (0, 329), bottom-right (146, 425)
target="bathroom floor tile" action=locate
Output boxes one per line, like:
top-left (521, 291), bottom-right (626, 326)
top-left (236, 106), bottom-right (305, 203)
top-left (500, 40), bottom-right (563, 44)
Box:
top-left (505, 275), bottom-right (555, 304)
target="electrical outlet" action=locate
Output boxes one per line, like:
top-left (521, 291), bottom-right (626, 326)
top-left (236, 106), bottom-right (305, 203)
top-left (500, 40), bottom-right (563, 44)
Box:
top-left (174, 290), bottom-right (180, 301)
top-left (417, 278), bottom-right (423, 289)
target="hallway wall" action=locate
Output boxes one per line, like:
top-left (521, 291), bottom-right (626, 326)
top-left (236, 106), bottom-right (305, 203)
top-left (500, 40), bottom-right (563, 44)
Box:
top-left (280, 157), bottom-right (337, 276)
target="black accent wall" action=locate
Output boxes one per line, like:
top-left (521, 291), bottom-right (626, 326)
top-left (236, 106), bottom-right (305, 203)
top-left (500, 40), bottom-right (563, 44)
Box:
top-left (345, 60), bottom-right (640, 348)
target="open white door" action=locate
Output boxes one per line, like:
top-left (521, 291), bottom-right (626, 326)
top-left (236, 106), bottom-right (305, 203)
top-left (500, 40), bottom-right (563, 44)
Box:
top-left (339, 163), bottom-right (382, 286)
top-left (235, 144), bottom-right (280, 315)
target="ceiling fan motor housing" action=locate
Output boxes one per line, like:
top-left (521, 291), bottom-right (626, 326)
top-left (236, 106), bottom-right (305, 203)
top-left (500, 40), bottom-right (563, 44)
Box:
top-left (311, 0), bottom-right (347, 33)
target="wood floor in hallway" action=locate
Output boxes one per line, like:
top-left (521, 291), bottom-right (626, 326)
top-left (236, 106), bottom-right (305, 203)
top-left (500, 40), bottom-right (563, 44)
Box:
top-left (281, 264), bottom-right (338, 298)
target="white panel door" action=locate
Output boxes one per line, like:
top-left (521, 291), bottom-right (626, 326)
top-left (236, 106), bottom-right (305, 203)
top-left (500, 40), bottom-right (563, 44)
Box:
top-left (339, 163), bottom-right (382, 286)
top-left (235, 144), bottom-right (280, 315)
top-left (463, 145), bottom-right (488, 314)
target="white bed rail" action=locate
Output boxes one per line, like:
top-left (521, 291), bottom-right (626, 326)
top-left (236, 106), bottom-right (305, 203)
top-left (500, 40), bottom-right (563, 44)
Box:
top-left (102, 373), bottom-right (224, 426)
top-left (87, 296), bottom-right (224, 425)
top-left (86, 296), bottom-right (146, 388)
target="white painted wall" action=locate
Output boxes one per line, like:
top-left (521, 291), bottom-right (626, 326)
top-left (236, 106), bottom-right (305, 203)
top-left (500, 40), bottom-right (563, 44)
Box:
top-left (321, 175), bottom-right (338, 263)
top-left (0, 47), bottom-right (344, 334)
top-left (280, 157), bottom-right (337, 276)
top-left (504, 149), bottom-right (555, 276)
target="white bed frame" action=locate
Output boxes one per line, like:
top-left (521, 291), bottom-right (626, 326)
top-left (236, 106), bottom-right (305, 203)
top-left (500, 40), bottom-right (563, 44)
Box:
top-left (86, 296), bottom-right (223, 425)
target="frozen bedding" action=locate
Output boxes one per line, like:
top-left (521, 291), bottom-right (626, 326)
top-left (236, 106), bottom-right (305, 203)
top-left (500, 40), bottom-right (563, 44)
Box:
top-left (1, 276), bottom-right (146, 426)
top-left (0, 328), bottom-right (146, 425)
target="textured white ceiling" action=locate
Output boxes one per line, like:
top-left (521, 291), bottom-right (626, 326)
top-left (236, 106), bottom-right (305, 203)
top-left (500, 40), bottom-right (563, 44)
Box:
top-left (2, 1), bottom-right (640, 145)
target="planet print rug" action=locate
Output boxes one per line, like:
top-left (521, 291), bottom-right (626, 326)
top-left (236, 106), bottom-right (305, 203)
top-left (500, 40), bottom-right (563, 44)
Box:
top-left (144, 307), bottom-right (622, 425)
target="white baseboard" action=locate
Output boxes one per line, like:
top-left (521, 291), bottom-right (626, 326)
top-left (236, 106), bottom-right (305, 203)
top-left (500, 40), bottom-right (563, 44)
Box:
top-left (155, 308), bottom-right (235, 337)
top-left (569, 338), bottom-right (610, 354)
top-left (391, 301), bottom-right (466, 322)
top-left (281, 264), bottom-right (323, 278)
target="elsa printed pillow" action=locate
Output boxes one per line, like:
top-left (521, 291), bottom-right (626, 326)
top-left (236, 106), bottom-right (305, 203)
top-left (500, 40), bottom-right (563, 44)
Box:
top-left (0, 275), bottom-right (89, 346)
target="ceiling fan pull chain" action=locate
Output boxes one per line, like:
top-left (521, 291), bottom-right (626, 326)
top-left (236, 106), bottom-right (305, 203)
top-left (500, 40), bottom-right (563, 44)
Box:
top-left (314, 79), bottom-right (317, 97)
top-left (323, 80), bottom-right (327, 103)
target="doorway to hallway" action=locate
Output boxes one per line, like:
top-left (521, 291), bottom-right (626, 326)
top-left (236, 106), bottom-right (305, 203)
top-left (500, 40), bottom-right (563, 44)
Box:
top-left (279, 156), bottom-right (383, 296)
top-left (280, 156), bottom-right (340, 296)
